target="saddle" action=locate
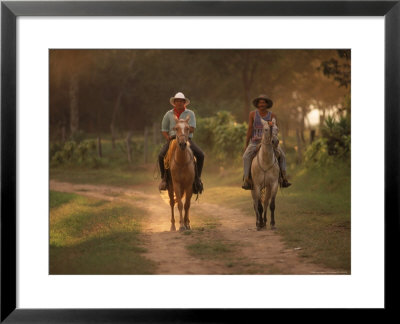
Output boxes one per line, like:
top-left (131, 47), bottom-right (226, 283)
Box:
top-left (164, 139), bottom-right (178, 170)
top-left (163, 139), bottom-right (202, 195)
top-left (164, 139), bottom-right (196, 170)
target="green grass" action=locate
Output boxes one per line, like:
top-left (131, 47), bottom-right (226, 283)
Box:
top-left (50, 190), bottom-right (156, 274)
top-left (50, 165), bottom-right (155, 187)
top-left (202, 162), bottom-right (351, 272)
top-left (275, 163), bottom-right (350, 271)
top-left (49, 191), bottom-right (77, 209)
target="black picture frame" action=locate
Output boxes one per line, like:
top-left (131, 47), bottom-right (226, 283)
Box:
top-left (1, 0), bottom-right (399, 322)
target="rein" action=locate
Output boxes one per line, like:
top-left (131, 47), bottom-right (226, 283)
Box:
top-left (256, 138), bottom-right (278, 190)
top-left (173, 136), bottom-right (194, 167)
top-left (256, 147), bottom-right (277, 173)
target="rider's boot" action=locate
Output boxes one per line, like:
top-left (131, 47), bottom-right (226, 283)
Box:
top-left (242, 177), bottom-right (253, 190)
top-left (281, 170), bottom-right (292, 188)
top-left (193, 176), bottom-right (203, 194)
top-left (192, 160), bottom-right (204, 195)
top-left (159, 173), bottom-right (168, 191)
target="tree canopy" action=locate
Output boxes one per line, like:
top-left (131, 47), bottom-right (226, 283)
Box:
top-left (50, 49), bottom-right (350, 140)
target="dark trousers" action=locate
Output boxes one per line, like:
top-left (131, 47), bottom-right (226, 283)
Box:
top-left (158, 138), bottom-right (204, 179)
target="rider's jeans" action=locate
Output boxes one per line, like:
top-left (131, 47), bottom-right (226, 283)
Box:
top-left (242, 142), bottom-right (287, 180)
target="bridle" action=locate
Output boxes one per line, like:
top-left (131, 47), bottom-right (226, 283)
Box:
top-left (261, 124), bottom-right (278, 146)
top-left (174, 125), bottom-right (194, 166)
top-left (256, 124), bottom-right (278, 188)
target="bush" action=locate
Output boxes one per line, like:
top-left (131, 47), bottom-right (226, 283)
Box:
top-left (304, 115), bottom-right (350, 167)
top-left (69, 130), bottom-right (87, 143)
top-left (321, 115), bottom-right (350, 157)
top-left (50, 140), bottom-right (98, 167)
top-left (196, 111), bottom-right (247, 165)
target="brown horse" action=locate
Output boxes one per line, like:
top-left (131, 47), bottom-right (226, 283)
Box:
top-left (167, 115), bottom-right (195, 231)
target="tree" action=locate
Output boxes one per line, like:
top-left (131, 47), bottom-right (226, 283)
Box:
top-left (319, 50), bottom-right (351, 89)
top-left (50, 50), bottom-right (93, 139)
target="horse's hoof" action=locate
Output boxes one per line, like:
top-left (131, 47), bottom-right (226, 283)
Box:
top-left (170, 225), bottom-right (176, 232)
top-left (185, 225), bottom-right (191, 230)
top-left (256, 226), bottom-right (262, 231)
top-left (179, 226), bottom-right (186, 232)
top-left (271, 225), bottom-right (277, 230)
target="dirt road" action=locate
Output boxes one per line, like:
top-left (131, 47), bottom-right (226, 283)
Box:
top-left (50, 180), bottom-right (338, 275)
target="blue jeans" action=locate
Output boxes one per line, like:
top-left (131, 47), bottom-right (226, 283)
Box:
top-left (242, 143), bottom-right (286, 180)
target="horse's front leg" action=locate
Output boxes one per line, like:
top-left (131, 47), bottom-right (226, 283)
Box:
top-left (262, 187), bottom-right (272, 230)
top-left (269, 183), bottom-right (279, 230)
top-left (168, 186), bottom-right (176, 231)
top-left (174, 186), bottom-right (185, 231)
top-left (251, 188), bottom-right (263, 230)
top-left (269, 195), bottom-right (276, 230)
top-left (184, 187), bottom-right (193, 230)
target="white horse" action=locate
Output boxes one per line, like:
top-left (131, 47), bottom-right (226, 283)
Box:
top-left (250, 118), bottom-right (280, 230)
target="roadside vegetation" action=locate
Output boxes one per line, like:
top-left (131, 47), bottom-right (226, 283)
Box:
top-left (50, 115), bottom-right (351, 272)
top-left (49, 191), bottom-right (156, 274)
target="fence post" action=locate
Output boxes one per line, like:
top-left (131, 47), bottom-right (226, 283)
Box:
top-left (97, 136), bottom-right (102, 158)
top-left (296, 128), bottom-right (303, 164)
top-left (61, 125), bottom-right (66, 143)
top-left (310, 129), bottom-right (316, 144)
top-left (153, 122), bottom-right (158, 145)
top-left (126, 131), bottom-right (133, 163)
top-left (144, 127), bottom-right (148, 164)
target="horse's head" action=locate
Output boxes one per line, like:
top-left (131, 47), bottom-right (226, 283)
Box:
top-left (174, 115), bottom-right (191, 151)
top-left (261, 118), bottom-right (279, 146)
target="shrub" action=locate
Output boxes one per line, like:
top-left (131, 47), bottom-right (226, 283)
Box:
top-left (196, 111), bottom-right (247, 165)
top-left (304, 115), bottom-right (351, 167)
top-left (321, 115), bottom-right (350, 157)
top-left (69, 130), bottom-right (87, 143)
top-left (50, 140), bottom-right (97, 167)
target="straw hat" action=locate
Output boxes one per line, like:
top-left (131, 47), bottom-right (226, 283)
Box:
top-left (252, 94), bottom-right (273, 108)
top-left (170, 92), bottom-right (190, 106)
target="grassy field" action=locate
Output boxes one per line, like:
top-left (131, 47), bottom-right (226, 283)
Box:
top-left (201, 162), bottom-right (351, 271)
top-left (50, 164), bottom-right (156, 187)
top-left (49, 191), bottom-right (156, 274)
top-left (50, 148), bottom-right (351, 272)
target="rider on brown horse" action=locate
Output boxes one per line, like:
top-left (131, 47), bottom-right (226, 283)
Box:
top-left (242, 94), bottom-right (292, 190)
top-left (158, 92), bottom-right (204, 194)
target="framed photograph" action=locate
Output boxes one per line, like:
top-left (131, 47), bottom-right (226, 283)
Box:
top-left (1, 0), bottom-right (398, 321)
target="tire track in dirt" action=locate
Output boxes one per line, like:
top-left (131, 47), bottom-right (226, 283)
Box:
top-left (50, 180), bottom-right (341, 274)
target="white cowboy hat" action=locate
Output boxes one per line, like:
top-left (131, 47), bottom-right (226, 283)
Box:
top-left (170, 92), bottom-right (190, 106)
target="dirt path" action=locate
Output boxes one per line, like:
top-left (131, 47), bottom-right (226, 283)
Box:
top-left (50, 180), bottom-right (338, 275)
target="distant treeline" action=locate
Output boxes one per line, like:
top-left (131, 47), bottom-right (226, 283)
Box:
top-left (50, 49), bottom-right (350, 143)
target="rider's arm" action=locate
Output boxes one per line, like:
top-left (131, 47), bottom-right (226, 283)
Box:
top-left (161, 111), bottom-right (171, 141)
top-left (162, 131), bottom-right (170, 141)
top-left (189, 110), bottom-right (196, 134)
top-left (245, 111), bottom-right (255, 148)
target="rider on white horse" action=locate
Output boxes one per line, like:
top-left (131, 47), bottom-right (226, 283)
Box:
top-left (242, 94), bottom-right (291, 190)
